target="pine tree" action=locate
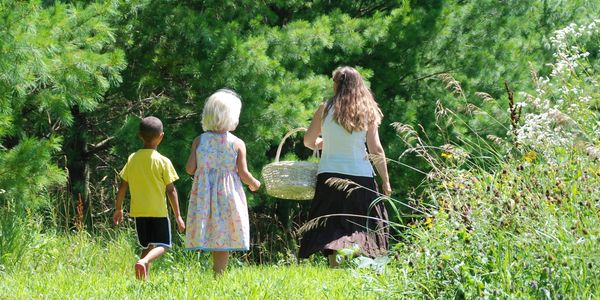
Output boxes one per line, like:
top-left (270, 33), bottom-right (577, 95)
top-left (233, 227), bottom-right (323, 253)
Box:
top-left (0, 0), bottom-right (125, 236)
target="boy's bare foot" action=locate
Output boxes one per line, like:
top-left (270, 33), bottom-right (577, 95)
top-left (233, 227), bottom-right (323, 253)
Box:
top-left (145, 261), bottom-right (150, 279)
top-left (135, 261), bottom-right (147, 281)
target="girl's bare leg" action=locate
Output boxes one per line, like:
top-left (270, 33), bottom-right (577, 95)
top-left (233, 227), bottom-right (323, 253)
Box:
top-left (212, 251), bottom-right (229, 276)
top-left (328, 254), bottom-right (340, 268)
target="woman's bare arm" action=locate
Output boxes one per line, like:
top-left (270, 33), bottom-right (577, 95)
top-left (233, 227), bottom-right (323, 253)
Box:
top-left (304, 103), bottom-right (325, 150)
top-left (366, 124), bottom-right (392, 196)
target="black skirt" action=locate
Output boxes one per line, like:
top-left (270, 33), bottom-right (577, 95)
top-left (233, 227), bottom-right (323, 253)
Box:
top-left (298, 172), bottom-right (389, 258)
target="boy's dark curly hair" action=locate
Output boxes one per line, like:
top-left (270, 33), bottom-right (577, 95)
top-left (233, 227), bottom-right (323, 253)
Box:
top-left (139, 116), bottom-right (163, 142)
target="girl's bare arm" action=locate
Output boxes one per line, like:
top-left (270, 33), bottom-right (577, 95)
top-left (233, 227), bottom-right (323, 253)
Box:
top-left (235, 139), bottom-right (261, 191)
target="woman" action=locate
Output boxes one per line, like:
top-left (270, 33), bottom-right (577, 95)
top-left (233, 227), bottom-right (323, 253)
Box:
top-left (299, 66), bottom-right (391, 267)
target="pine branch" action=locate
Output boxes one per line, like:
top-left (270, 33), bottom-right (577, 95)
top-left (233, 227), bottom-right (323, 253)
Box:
top-left (88, 92), bottom-right (165, 127)
top-left (401, 68), bottom-right (461, 85)
top-left (86, 136), bottom-right (114, 156)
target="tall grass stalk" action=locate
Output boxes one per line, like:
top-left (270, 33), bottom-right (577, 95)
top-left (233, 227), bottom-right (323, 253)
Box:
top-left (363, 19), bottom-right (600, 298)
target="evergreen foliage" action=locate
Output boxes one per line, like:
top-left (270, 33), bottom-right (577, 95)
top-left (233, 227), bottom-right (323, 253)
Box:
top-left (85, 1), bottom-right (598, 260)
top-left (0, 0), bottom-right (125, 264)
top-left (0, 0), bottom-right (598, 280)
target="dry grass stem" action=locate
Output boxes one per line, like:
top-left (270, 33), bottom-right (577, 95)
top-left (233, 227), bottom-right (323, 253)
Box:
top-left (435, 100), bottom-right (449, 118)
top-left (486, 134), bottom-right (505, 145)
top-left (326, 177), bottom-right (429, 215)
top-left (475, 92), bottom-right (495, 102)
top-left (441, 144), bottom-right (470, 160)
top-left (296, 213), bottom-right (398, 235)
top-left (391, 122), bottom-right (417, 136)
top-left (464, 103), bottom-right (479, 115)
top-left (529, 62), bottom-right (540, 88)
top-left (325, 178), bottom-right (362, 195)
top-left (438, 73), bottom-right (464, 96)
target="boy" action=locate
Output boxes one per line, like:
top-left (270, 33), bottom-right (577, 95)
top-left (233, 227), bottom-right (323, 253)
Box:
top-left (113, 116), bottom-right (186, 280)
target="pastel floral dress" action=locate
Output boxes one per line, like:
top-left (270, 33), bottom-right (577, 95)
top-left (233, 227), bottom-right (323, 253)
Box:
top-left (185, 132), bottom-right (249, 251)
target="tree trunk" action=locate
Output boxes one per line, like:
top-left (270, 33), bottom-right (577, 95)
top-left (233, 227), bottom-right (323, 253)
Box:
top-left (65, 106), bottom-right (92, 229)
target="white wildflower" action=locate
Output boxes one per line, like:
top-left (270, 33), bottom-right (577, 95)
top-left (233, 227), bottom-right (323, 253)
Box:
top-left (513, 20), bottom-right (596, 157)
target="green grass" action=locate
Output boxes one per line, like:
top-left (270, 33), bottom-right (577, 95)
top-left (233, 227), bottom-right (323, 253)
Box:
top-left (2, 151), bottom-right (597, 299)
top-left (0, 154), bottom-right (597, 299)
top-left (2, 126), bottom-right (598, 299)
top-left (1, 149), bottom-right (598, 299)
top-left (0, 231), bottom-right (391, 299)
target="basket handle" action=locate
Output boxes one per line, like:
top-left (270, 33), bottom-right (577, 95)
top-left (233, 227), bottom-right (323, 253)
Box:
top-left (275, 128), bottom-right (319, 162)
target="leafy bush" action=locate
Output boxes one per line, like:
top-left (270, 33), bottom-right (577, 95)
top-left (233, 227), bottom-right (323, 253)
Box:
top-left (0, 137), bottom-right (65, 267)
top-left (369, 19), bottom-right (599, 298)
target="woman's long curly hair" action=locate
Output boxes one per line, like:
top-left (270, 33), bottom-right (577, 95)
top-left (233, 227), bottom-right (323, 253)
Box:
top-left (324, 66), bottom-right (383, 132)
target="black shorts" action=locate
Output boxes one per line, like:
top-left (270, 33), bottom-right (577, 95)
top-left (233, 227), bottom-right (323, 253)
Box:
top-left (135, 217), bottom-right (172, 249)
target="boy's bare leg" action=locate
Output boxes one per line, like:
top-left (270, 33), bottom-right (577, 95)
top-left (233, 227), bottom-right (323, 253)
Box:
top-left (137, 245), bottom-right (166, 279)
top-left (139, 246), bottom-right (152, 274)
top-left (212, 251), bottom-right (229, 276)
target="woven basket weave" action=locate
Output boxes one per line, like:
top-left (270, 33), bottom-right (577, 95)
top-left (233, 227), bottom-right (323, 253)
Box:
top-left (262, 128), bottom-right (318, 200)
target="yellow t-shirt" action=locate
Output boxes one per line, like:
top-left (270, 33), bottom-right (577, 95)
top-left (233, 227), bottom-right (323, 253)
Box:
top-left (119, 149), bottom-right (179, 217)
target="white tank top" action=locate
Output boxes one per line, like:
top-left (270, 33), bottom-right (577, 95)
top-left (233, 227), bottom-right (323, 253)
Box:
top-left (318, 112), bottom-right (374, 177)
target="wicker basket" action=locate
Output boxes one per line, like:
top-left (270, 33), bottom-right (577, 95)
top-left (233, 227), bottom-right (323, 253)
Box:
top-left (262, 128), bottom-right (318, 200)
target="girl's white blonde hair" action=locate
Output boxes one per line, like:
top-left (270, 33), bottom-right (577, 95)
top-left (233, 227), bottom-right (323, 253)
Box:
top-left (201, 89), bottom-right (242, 132)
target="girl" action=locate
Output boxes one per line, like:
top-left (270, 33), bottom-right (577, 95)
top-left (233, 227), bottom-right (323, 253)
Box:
top-left (185, 89), bottom-right (261, 275)
top-left (299, 66), bottom-right (390, 267)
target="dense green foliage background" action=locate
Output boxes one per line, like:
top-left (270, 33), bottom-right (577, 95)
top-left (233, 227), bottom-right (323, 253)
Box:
top-left (1, 0), bottom-right (598, 270)
top-left (1, 0), bottom-right (599, 298)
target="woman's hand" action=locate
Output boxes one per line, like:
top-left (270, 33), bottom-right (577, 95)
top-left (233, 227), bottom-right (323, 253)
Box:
top-left (382, 181), bottom-right (392, 196)
top-left (315, 137), bottom-right (323, 150)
